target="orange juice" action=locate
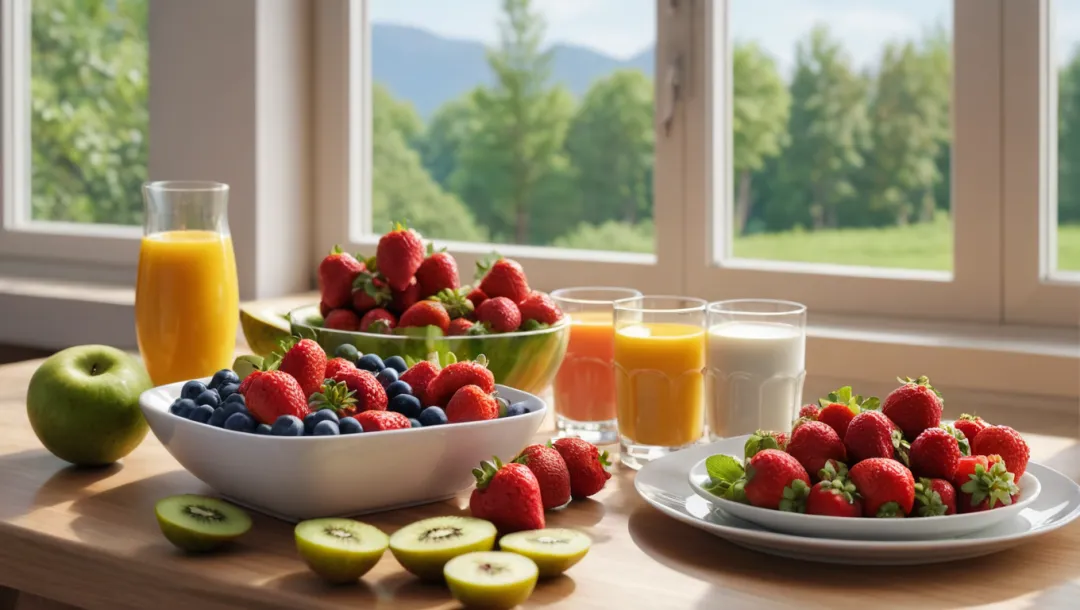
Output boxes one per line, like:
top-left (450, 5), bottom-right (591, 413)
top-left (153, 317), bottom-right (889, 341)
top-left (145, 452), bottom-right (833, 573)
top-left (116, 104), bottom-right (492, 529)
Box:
top-left (135, 231), bottom-right (239, 385)
top-left (614, 322), bottom-right (706, 447)
top-left (554, 311), bottom-right (617, 422)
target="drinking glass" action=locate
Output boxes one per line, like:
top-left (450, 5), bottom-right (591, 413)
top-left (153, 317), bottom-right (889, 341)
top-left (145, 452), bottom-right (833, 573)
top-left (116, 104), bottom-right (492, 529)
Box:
top-left (550, 287), bottom-right (642, 444)
top-left (613, 296), bottom-right (707, 469)
top-left (135, 181), bottom-right (239, 386)
top-left (705, 299), bottom-right (807, 440)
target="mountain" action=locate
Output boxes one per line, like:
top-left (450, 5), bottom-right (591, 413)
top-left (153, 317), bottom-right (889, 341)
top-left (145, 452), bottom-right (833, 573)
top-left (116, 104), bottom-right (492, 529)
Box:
top-left (372, 23), bottom-right (655, 119)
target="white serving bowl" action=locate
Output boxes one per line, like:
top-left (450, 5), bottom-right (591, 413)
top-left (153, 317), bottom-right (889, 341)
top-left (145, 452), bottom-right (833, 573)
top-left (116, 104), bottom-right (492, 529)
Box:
top-left (139, 379), bottom-right (546, 521)
top-left (688, 452), bottom-right (1041, 541)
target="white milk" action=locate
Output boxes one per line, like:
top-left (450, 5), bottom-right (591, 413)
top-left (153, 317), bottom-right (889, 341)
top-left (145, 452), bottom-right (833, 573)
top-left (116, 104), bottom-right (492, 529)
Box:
top-left (706, 321), bottom-right (806, 438)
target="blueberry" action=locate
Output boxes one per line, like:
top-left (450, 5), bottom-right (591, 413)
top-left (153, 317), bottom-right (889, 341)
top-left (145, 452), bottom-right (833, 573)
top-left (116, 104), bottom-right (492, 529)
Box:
top-left (389, 394), bottom-right (422, 419)
top-left (181, 380), bottom-right (207, 401)
top-left (195, 389), bottom-right (221, 408)
top-left (224, 412), bottom-right (256, 433)
top-left (409, 418), bottom-right (423, 428)
top-left (357, 354), bottom-right (384, 373)
top-left (170, 398), bottom-right (196, 418)
top-left (304, 409), bottom-right (340, 434)
top-left (188, 404), bottom-right (215, 423)
top-left (506, 403), bottom-right (528, 417)
top-left (209, 402), bottom-right (248, 427)
top-left (496, 396), bottom-right (510, 418)
top-left (271, 415), bottom-right (305, 436)
top-left (223, 392), bottom-right (246, 406)
top-left (375, 367), bottom-right (399, 388)
top-left (418, 406), bottom-right (448, 427)
top-left (386, 380), bottom-right (412, 398)
top-left (334, 344), bottom-right (360, 362)
top-left (209, 369), bottom-right (240, 390)
top-left (384, 355), bottom-right (408, 374)
top-left (218, 383), bottom-right (240, 400)
top-left (254, 423), bottom-right (273, 435)
top-left (313, 420), bottom-right (340, 436)
top-left (339, 417), bottom-right (364, 434)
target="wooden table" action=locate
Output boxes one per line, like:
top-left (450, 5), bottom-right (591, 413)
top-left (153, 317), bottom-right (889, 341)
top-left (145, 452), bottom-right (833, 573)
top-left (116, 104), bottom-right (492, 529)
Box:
top-left (1, 357), bottom-right (1079, 610)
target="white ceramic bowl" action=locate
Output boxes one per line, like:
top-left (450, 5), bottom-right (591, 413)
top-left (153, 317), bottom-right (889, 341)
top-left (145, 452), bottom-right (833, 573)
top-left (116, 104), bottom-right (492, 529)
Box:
top-left (688, 454), bottom-right (1041, 541)
top-left (139, 380), bottom-right (546, 521)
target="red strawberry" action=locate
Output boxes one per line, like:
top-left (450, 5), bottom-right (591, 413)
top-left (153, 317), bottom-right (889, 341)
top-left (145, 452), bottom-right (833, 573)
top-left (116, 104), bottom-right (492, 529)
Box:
top-left (518, 292), bottom-right (563, 325)
top-left (785, 421), bottom-right (846, 482)
top-left (797, 404), bottom-right (820, 420)
top-left (331, 368), bottom-right (387, 412)
top-left (914, 478), bottom-right (956, 516)
top-left (376, 222), bottom-right (425, 291)
top-left (308, 379), bottom-right (359, 417)
top-left (244, 370), bottom-right (310, 425)
top-left (445, 385), bottom-right (499, 423)
top-left (318, 246), bottom-right (366, 308)
top-left (359, 308), bottom-right (397, 334)
top-left (551, 438), bottom-right (612, 499)
top-left (881, 375), bottom-right (943, 440)
top-left (324, 309), bottom-right (361, 332)
top-left (277, 338), bottom-right (327, 398)
top-left (743, 429), bottom-right (789, 459)
top-left (447, 318), bottom-right (476, 336)
top-left (354, 410), bottom-right (410, 432)
top-left (416, 249), bottom-right (459, 297)
top-left (324, 357), bottom-right (356, 380)
top-left (469, 457), bottom-right (545, 534)
top-left (430, 288), bottom-right (475, 319)
top-left (399, 360), bottom-right (439, 405)
top-left (848, 458), bottom-right (915, 517)
top-left (954, 413), bottom-right (990, 445)
top-left (515, 444), bottom-right (571, 510)
top-left (238, 370), bottom-right (263, 395)
top-left (427, 357), bottom-right (496, 407)
top-left (398, 301), bottom-right (451, 333)
top-left (956, 457), bottom-right (1020, 512)
top-left (476, 297), bottom-right (521, 333)
top-left (844, 410), bottom-right (907, 465)
top-left (805, 461), bottom-right (861, 517)
top-left (952, 454), bottom-right (990, 489)
top-left (466, 287), bottom-right (488, 309)
top-left (477, 258), bottom-right (530, 303)
top-left (909, 424), bottom-right (969, 480)
top-left (815, 386), bottom-right (877, 440)
top-left (972, 425), bottom-right (1030, 479)
top-left (390, 277), bottom-right (421, 316)
top-left (351, 272), bottom-right (391, 313)
top-left (319, 301), bottom-right (332, 318)
top-left (743, 449), bottom-right (811, 511)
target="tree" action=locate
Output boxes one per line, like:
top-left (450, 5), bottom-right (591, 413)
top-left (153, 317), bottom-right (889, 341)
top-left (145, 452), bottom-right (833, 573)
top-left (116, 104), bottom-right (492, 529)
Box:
top-left (552, 220), bottom-right (654, 253)
top-left (418, 96), bottom-right (480, 189)
top-left (1059, 48), bottom-right (1080, 224)
top-left (732, 43), bottom-right (789, 234)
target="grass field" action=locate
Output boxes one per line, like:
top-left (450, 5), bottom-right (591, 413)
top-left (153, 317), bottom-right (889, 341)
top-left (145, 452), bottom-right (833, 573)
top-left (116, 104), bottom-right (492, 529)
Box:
top-left (732, 215), bottom-right (1080, 272)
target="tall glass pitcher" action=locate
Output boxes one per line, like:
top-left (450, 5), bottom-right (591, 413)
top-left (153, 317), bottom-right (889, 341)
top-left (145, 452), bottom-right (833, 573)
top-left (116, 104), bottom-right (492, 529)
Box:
top-left (135, 181), bottom-right (239, 386)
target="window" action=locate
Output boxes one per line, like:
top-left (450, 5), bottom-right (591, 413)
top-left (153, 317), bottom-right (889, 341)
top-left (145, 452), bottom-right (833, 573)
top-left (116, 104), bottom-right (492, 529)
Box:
top-left (1054, 0), bottom-right (1080, 276)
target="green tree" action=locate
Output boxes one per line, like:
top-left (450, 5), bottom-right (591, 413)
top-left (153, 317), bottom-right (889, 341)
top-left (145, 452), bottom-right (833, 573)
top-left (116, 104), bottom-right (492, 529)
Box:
top-left (920, 28), bottom-right (952, 215)
top-left (552, 220), bottom-right (654, 253)
top-left (418, 96), bottom-right (480, 189)
top-left (1059, 48), bottom-right (1080, 223)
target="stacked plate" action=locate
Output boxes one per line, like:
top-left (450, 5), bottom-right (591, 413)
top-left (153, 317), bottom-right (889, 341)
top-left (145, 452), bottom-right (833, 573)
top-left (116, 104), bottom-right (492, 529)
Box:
top-left (634, 435), bottom-right (1080, 565)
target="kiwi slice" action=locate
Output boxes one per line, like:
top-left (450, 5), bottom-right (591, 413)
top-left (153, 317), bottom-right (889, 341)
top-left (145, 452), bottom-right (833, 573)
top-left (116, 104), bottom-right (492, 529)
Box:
top-left (498, 528), bottom-right (591, 578)
top-left (444, 551), bottom-right (538, 610)
top-left (295, 518), bottom-right (389, 584)
top-left (154, 494), bottom-right (252, 552)
top-left (389, 516), bottom-right (497, 581)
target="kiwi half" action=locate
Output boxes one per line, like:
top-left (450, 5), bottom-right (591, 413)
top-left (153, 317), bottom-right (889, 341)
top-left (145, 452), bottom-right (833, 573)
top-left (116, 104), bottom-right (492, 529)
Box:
top-left (155, 494), bottom-right (252, 552)
top-left (498, 528), bottom-right (591, 578)
top-left (295, 518), bottom-right (389, 583)
top-left (444, 551), bottom-right (538, 610)
top-left (389, 516), bottom-right (497, 581)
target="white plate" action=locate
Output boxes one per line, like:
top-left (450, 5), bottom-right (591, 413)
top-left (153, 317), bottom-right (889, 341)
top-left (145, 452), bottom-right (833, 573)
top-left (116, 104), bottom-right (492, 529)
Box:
top-left (635, 437), bottom-right (1080, 565)
top-left (687, 451), bottom-right (1041, 540)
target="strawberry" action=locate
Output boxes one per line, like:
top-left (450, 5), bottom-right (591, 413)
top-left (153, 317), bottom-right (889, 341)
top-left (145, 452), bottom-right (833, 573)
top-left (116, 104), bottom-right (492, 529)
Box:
top-left (954, 413), bottom-right (990, 444)
top-left (848, 458), bottom-right (915, 517)
top-left (276, 338), bottom-right (327, 398)
top-left (797, 404), bottom-right (820, 420)
top-left (466, 287), bottom-right (488, 309)
top-left (244, 370), bottom-right (310, 425)
top-left (307, 379), bottom-right (359, 417)
top-left (399, 359), bottom-right (439, 406)
top-left (515, 444), bottom-right (571, 510)
top-left (238, 369), bottom-right (263, 395)
top-left (844, 410), bottom-right (908, 465)
top-left (742, 449), bottom-right (811, 511)
top-left (805, 461), bottom-right (861, 517)
top-left (551, 438), bottom-right (612, 499)
top-left (319, 301), bottom-right (332, 318)
top-left (427, 356), bottom-right (495, 407)
top-left (477, 258), bottom-right (530, 303)
top-left (324, 357), bottom-right (356, 380)
top-left (359, 308), bottom-right (397, 334)
top-left (881, 375), bottom-right (943, 440)
top-left (445, 384), bottom-right (499, 423)
top-left (416, 248), bottom-right (459, 297)
top-left (331, 368), bottom-right (387, 412)
top-left (324, 309), bottom-right (361, 332)
top-left (914, 478), bottom-right (956, 516)
top-left (785, 420), bottom-right (846, 482)
top-left (952, 454), bottom-right (990, 489)
top-left (744, 429), bottom-right (789, 459)
top-left (956, 457), bottom-right (1020, 512)
top-left (376, 222), bottom-right (425, 291)
top-left (518, 292), bottom-right (563, 325)
top-left (909, 425), bottom-right (966, 480)
top-left (390, 277), bottom-right (421, 316)
top-left (430, 287), bottom-right (475, 319)
top-left (447, 318), bottom-right (476, 336)
top-left (318, 246), bottom-right (366, 308)
top-left (398, 301), bottom-right (451, 333)
top-left (476, 297), bottom-right (521, 333)
top-left (816, 386), bottom-right (878, 440)
top-left (972, 425), bottom-right (1030, 479)
top-left (469, 456), bottom-right (545, 534)
top-left (354, 410), bottom-right (410, 432)
top-left (351, 272), bottom-right (391, 313)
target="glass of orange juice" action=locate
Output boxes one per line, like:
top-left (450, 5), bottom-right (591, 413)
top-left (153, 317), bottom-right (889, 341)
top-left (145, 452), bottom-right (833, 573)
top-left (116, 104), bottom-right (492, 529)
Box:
top-left (550, 287), bottom-right (642, 444)
top-left (613, 296), bottom-right (707, 469)
top-left (135, 181), bottom-right (239, 386)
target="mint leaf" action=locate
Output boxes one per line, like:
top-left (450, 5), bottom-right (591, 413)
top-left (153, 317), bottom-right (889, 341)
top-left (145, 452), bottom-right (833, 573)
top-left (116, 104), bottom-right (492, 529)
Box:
top-left (705, 454), bottom-right (745, 483)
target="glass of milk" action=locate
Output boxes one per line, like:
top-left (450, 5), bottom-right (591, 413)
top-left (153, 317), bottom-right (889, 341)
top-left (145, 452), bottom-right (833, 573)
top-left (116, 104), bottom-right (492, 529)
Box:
top-left (705, 300), bottom-right (807, 440)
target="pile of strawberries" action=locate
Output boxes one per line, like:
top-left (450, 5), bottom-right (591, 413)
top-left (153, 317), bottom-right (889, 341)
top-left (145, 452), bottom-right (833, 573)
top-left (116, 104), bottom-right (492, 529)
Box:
top-left (468, 439), bottom-right (612, 534)
top-left (706, 376), bottom-right (1031, 518)
top-left (317, 222), bottom-right (564, 336)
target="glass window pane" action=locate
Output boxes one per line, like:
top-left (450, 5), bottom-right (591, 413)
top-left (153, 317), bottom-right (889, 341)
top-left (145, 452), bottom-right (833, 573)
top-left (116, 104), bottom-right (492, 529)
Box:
top-left (1055, 0), bottom-right (1080, 273)
top-left (367, 0), bottom-right (656, 254)
top-left (29, 0), bottom-right (148, 225)
top-left (726, 0), bottom-right (953, 271)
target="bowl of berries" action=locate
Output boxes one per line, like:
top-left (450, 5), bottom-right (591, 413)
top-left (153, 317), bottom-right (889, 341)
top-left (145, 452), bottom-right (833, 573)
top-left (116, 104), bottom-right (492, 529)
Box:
top-left (139, 342), bottom-right (548, 521)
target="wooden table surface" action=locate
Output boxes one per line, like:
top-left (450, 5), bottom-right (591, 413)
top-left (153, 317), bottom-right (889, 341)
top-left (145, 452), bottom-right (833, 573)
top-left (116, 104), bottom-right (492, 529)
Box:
top-left (2, 357), bottom-right (1080, 610)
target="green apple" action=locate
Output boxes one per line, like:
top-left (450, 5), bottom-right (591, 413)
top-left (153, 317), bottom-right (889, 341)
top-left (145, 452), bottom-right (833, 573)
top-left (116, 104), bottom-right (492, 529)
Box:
top-left (27, 345), bottom-right (153, 466)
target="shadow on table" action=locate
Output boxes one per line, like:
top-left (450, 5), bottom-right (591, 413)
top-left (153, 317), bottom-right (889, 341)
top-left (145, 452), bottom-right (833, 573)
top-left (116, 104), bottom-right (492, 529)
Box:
top-left (263, 570), bottom-right (378, 604)
top-left (0, 447), bottom-right (124, 520)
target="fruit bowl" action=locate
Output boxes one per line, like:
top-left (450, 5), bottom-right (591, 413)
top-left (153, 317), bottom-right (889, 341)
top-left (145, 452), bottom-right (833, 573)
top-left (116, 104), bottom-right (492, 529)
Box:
top-left (139, 380), bottom-right (547, 521)
top-left (288, 305), bottom-right (570, 395)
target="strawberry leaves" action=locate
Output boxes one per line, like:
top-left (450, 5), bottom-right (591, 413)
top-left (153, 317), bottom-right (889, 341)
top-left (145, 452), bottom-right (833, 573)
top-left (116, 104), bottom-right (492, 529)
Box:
top-left (940, 423), bottom-right (971, 456)
top-left (818, 385), bottom-right (880, 413)
top-left (779, 480), bottom-right (810, 513)
top-left (744, 430), bottom-right (786, 460)
top-left (703, 454), bottom-right (749, 503)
